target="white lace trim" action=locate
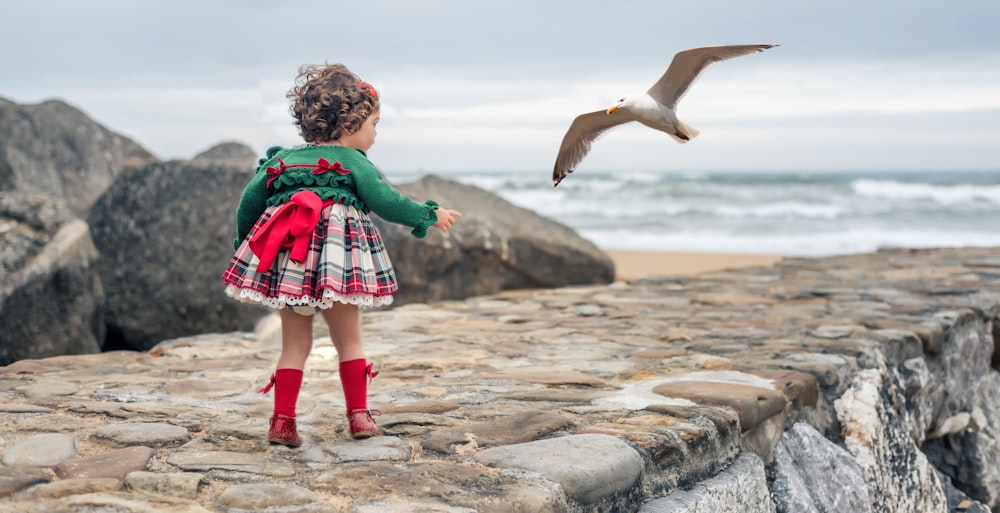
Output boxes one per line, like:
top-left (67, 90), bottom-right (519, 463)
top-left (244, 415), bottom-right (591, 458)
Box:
top-left (224, 284), bottom-right (394, 310)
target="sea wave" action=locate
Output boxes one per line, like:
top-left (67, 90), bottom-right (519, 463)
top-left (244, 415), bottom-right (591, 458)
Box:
top-left (406, 169), bottom-right (1000, 256)
top-left (850, 178), bottom-right (1000, 206)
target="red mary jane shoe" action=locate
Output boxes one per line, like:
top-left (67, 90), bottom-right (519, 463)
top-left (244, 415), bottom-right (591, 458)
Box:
top-left (268, 413), bottom-right (302, 447)
top-left (348, 409), bottom-right (381, 439)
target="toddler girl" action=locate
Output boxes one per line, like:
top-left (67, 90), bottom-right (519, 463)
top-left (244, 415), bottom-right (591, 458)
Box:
top-left (222, 63), bottom-right (461, 446)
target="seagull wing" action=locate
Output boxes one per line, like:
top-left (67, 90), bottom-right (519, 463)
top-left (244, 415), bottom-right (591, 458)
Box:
top-left (646, 44), bottom-right (777, 110)
top-left (552, 109), bottom-right (637, 186)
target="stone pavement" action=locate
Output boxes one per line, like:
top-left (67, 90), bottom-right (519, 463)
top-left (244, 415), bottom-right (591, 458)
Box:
top-left (2, 247), bottom-right (999, 512)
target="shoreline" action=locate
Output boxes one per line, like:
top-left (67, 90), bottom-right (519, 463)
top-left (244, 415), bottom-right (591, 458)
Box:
top-left (606, 249), bottom-right (785, 281)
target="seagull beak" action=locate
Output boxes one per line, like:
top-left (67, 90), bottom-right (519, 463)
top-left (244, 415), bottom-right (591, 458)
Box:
top-left (606, 105), bottom-right (619, 115)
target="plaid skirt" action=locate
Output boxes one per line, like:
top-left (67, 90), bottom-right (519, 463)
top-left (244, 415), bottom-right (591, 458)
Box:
top-left (223, 202), bottom-right (397, 311)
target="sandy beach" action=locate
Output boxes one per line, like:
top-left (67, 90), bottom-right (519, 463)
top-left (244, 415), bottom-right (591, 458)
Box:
top-left (606, 250), bottom-right (784, 281)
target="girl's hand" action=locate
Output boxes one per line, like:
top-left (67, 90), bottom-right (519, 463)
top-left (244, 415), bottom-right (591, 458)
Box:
top-left (433, 208), bottom-right (462, 232)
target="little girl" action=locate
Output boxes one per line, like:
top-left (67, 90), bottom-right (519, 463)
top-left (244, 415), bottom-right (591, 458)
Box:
top-left (222, 63), bottom-right (461, 446)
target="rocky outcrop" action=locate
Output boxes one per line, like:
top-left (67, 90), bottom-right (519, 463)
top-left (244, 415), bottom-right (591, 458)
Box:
top-left (0, 97), bottom-right (155, 216)
top-left (0, 218), bottom-right (104, 365)
top-left (0, 97), bottom-right (156, 360)
top-left (378, 175), bottom-right (615, 306)
top-left (86, 158), bottom-right (264, 351)
top-left (1, 247), bottom-right (997, 512)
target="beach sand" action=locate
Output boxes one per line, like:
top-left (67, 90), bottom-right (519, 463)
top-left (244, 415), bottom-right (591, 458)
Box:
top-left (607, 250), bottom-right (784, 281)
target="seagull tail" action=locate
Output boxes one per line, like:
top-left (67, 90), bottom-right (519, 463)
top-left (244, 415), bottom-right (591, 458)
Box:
top-left (671, 121), bottom-right (700, 144)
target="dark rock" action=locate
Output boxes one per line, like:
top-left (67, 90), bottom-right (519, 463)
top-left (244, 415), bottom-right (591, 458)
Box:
top-left (0, 218), bottom-right (104, 365)
top-left (1, 192), bottom-right (74, 282)
top-left (376, 175), bottom-right (615, 306)
top-left (87, 158), bottom-right (263, 351)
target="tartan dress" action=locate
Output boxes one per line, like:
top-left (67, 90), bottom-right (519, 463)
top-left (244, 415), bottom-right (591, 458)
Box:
top-left (223, 201), bottom-right (397, 311)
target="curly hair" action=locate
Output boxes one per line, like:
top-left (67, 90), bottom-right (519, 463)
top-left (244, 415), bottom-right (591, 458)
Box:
top-left (287, 64), bottom-right (379, 144)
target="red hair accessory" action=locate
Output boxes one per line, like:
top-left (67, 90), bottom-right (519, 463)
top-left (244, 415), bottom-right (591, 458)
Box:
top-left (358, 81), bottom-right (378, 99)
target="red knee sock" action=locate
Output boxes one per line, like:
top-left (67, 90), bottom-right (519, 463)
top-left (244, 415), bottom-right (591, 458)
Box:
top-left (260, 368), bottom-right (303, 417)
top-left (340, 359), bottom-right (376, 412)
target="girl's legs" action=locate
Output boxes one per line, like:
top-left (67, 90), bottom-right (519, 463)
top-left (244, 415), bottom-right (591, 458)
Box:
top-left (321, 302), bottom-right (380, 438)
top-left (278, 308), bottom-right (314, 370)
top-left (264, 309), bottom-right (314, 447)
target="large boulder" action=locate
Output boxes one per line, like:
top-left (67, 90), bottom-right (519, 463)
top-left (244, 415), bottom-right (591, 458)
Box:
top-left (87, 144), bottom-right (263, 351)
top-left (0, 97), bottom-right (155, 216)
top-left (0, 214), bottom-right (104, 365)
top-left (376, 175), bottom-right (615, 306)
top-left (0, 97), bottom-right (155, 363)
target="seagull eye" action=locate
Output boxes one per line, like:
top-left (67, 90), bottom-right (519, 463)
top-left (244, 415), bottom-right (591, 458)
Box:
top-left (618, 97), bottom-right (625, 102)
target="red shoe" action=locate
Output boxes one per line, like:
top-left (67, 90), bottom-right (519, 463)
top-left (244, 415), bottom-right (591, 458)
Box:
top-left (268, 413), bottom-right (302, 447)
top-left (347, 409), bottom-right (381, 439)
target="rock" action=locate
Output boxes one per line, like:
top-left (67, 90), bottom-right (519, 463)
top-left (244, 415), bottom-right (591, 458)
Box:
top-left (474, 433), bottom-right (643, 505)
top-left (53, 446), bottom-right (156, 480)
top-left (1, 433), bottom-right (77, 467)
top-left (0, 97), bottom-right (156, 216)
top-left (90, 422), bottom-right (192, 448)
top-left (376, 175), bottom-right (615, 306)
top-left (312, 460), bottom-right (572, 513)
top-left (923, 371), bottom-right (1000, 510)
top-left (124, 471), bottom-right (205, 500)
top-left (188, 141), bottom-right (257, 170)
top-left (0, 218), bottom-right (104, 364)
top-left (23, 478), bottom-right (124, 499)
top-left (166, 451), bottom-right (295, 477)
top-left (321, 436), bottom-right (413, 463)
top-left (770, 422), bottom-right (871, 513)
top-left (0, 192), bottom-right (74, 278)
top-left (639, 453), bottom-right (775, 513)
top-left (834, 362), bottom-right (948, 513)
top-left (87, 159), bottom-right (264, 350)
top-left (422, 409), bottom-right (573, 454)
top-left (213, 483), bottom-right (318, 511)
top-left (0, 469), bottom-right (51, 499)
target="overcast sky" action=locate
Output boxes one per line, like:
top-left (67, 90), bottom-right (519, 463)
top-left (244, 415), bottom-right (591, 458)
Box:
top-left (3, 0), bottom-right (998, 173)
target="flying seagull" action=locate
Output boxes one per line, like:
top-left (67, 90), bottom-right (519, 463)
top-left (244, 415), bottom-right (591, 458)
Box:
top-left (551, 44), bottom-right (778, 187)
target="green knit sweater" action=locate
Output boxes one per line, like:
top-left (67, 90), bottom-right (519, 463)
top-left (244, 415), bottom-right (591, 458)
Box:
top-left (233, 145), bottom-right (439, 250)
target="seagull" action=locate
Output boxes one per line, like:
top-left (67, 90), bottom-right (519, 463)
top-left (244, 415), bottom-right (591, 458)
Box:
top-left (551, 44), bottom-right (778, 186)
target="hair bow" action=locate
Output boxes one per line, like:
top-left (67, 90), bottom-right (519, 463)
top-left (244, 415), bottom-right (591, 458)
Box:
top-left (358, 81), bottom-right (379, 99)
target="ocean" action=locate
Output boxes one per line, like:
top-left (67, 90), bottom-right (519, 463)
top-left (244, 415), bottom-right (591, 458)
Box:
top-left (394, 169), bottom-right (1000, 257)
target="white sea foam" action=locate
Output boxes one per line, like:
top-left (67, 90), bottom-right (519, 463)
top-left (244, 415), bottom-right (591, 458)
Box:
top-left (851, 178), bottom-right (1000, 206)
top-left (403, 169), bottom-right (1000, 256)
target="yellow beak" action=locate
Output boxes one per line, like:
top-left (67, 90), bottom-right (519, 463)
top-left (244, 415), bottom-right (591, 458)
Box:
top-left (606, 105), bottom-right (619, 115)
